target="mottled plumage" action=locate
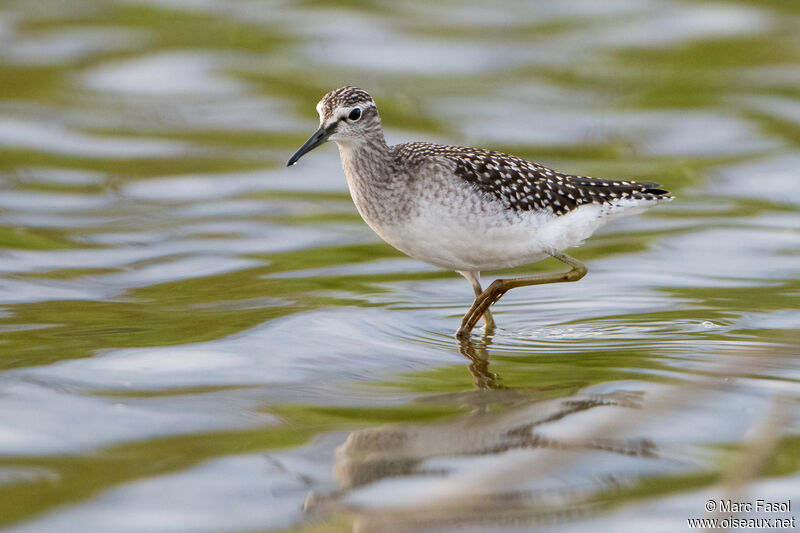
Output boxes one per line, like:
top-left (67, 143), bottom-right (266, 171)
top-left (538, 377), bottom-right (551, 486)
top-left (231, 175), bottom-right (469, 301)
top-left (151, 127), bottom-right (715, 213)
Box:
top-left (288, 86), bottom-right (673, 337)
top-left (394, 142), bottom-right (670, 216)
top-left (316, 86), bottom-right (375, 119)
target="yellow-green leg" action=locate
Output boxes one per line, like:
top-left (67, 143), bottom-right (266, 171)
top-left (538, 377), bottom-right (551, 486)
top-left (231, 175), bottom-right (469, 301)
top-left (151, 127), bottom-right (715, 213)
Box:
top-left (456, 270), bottom-right (496, 332)
top-left (455, 252), bottom-right (587, 339)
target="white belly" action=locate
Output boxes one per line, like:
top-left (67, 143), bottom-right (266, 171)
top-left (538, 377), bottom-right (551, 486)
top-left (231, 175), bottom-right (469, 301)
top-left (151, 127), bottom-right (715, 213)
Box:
top-left (379, 219), bottom-right (549, 271)
top-left (345, 160), bottom-right (657, 272)
top-left (362, 197), bottom-right (624, 272)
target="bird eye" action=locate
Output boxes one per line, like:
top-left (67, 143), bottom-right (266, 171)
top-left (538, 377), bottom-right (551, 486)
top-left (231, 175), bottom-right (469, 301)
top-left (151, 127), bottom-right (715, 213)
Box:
top-left (348, 108), bottom-right (362, 121)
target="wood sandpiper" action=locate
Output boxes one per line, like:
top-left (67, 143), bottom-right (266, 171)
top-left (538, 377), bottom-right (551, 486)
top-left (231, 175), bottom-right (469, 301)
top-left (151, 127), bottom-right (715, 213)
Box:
top-left (287, 86), bottom-right (672, 338)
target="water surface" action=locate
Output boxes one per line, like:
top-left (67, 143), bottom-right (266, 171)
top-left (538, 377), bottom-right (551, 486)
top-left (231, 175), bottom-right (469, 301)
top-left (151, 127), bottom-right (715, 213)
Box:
top-left (0, 0), bottom-right (799, 532)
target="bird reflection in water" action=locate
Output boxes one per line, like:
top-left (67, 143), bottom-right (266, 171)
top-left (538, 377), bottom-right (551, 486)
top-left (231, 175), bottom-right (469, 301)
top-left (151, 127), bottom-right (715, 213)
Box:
top-left (301, 337), bottom-right (661, 532)
top-left (458, 334), bottom-right (504, 391)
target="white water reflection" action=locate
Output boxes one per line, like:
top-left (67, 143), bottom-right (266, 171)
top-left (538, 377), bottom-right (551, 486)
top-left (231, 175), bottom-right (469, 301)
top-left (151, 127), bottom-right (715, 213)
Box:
top-left (0, 190), bottom-right (111, 211)
top-left (12, 167), bottom-right (106, 186)
top-left (0, 118), bottom-right (188, 158)
top-left (0, 381), bottom-right (275, 455)
top-left (121, 171), bottom-right (272, 202)
top-left (562, 3), bottom-right (771, 48)
top-left (711, 154), bottom-right (800, 206)
top-left (17, 307), bottom-right (460, 391)
top-left (0, 214), bottom-right (365, 299)
top-left (310, 36), bottom-right (545, 75)
top-left (5, 442), bottom-right (337, 533)
top-left (84, 52), bottom-right (248, 96)
top-left (1, 27), bottom-right (149, 65)
top-left (439, 98), bottom-right (780, 155)
top-left (0, 277), bottom-right (113, 304)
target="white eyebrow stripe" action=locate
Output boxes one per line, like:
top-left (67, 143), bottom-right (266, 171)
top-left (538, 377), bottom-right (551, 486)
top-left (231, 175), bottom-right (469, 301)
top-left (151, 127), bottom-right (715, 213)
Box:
top-left (340, 103), bottom-right (375, 118)
top-left (318, 101), bottom-right (377, 123)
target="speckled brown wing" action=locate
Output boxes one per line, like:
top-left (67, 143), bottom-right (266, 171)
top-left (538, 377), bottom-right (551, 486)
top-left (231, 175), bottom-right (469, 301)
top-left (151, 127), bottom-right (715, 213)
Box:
top-left (398, 142), bottom-right (671, 215)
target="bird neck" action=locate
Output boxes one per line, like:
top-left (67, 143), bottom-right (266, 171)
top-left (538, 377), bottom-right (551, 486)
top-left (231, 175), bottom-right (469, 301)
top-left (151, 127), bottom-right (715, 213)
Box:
top-left (336, 132), bottom-right (412, 229)
top-left (336, 134), bottom-right (392, 186)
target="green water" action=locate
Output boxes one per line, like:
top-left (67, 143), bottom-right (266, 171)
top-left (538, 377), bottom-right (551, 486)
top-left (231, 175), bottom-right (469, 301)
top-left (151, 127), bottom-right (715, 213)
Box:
top-left (0, 0), bottom-right (798, 532)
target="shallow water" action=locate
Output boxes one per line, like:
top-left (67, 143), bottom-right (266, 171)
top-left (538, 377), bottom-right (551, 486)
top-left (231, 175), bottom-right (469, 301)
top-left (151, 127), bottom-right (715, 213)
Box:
top-left (0, 0), bottom-right (799, 532)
